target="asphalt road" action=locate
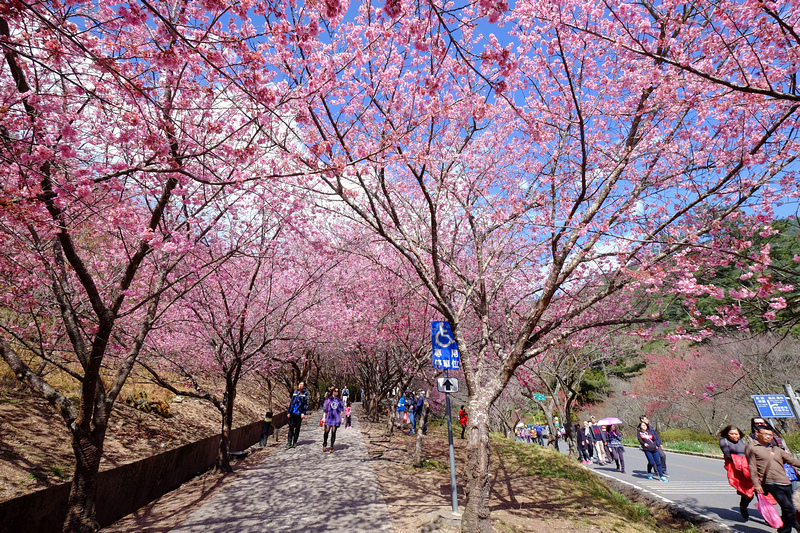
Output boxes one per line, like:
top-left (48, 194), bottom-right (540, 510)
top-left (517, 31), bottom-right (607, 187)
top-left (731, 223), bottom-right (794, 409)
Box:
top-left (574, 446), bottom-right (781, 533)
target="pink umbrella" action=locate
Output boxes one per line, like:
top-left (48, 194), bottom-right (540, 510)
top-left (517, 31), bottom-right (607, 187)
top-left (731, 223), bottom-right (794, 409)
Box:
top-left (597, 417), bottom-right (623, 426)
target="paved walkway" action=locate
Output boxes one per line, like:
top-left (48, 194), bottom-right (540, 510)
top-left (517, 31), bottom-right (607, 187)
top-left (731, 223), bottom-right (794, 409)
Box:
top-left (170, 406), bottom-right (393, 533)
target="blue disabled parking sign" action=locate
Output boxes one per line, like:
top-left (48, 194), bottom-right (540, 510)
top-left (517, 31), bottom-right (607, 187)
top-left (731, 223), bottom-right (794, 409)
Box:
top-left (431, 321), bottom-right (461, 370)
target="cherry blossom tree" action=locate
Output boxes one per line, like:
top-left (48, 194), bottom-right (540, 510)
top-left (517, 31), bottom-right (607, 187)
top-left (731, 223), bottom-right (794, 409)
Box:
top-left (517, 323), bottom-right (646, 455)
top-left (318, 247), bottom-right (438, 423)
top-left (4, 0), bottom-right (799, 532)
top-left (612, 334), bottom-right (800, 433)
top-left (139, 209), bottom-right (332, 471)
top-left (0, 2), bottom-right (296, 530)
top-left (265, 0), bottom-right (800, 529)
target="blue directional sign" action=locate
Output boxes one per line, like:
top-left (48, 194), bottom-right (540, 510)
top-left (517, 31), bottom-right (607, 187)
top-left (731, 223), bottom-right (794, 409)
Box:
top-left (752, 394), bottom-right (795, 418)
top-left (431, 321), bottom-right (461, 370)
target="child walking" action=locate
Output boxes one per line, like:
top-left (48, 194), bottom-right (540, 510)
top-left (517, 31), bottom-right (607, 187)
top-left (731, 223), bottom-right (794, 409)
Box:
top-left (345, 403), bottom-right (352, 428)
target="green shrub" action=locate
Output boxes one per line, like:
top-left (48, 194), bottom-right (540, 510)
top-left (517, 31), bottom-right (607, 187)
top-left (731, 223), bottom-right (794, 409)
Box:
top-left (623, 428), bottom-right (722, 455)
top-left (783, 432), bottom-right (800, 453)
top-left (664, 441), bottom-right (720, 455)
top-left (659, 428), bottom-right (718, 445)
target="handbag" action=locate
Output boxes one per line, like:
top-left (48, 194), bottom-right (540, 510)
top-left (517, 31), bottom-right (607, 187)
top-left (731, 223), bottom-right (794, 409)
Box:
top-left (783, 463), bottom-right (798, 481)
top-left (319, 417), bottom-right (324, 427)
top-left (403, 412), bottom-right (408, 423)
top-left (755, 493), bottom-right (783, 529)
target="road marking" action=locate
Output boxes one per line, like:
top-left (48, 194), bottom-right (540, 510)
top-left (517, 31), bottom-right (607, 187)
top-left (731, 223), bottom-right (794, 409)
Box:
top-left (585, 468), bottom-right (735, 532)
top-left (638, 481), bottom-right (731, 494)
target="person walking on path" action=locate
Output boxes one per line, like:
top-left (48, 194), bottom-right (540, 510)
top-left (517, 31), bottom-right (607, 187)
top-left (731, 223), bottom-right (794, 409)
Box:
top-left (344, 403), bottom-right (352, 429)
top-left (411, 391), bottom-right (425, 434)
top-left (396, 393), bottom-right (407, 429)
top-left (745, 426), bottom-right (800, 533)
top-left (607, 424), bottom-right (626, 474)
top-left (589, 416), bottom-right (608, 464)
top-left (286, 381), bottom-right (309, 448)
top-left (405, 391), bottom-right (416, 432)
top-left (576, 421), bottom-right (593, 464)
top-left (638, 421), bottom-right (668, 482)
top-left (341, 386), bottom-right (350, 406)
top-left (640, 415), bottom-right (667, 476)
top-left (720, 424), bottom-right (759, 521)
top-left (323, 387), bottom-right (345, 452)
top-left (535, 424), bottom-right (544, 446)
top-left (320, 385), bottom-right (333, 409)
top-left (459, 406), bottom-right (468, 439)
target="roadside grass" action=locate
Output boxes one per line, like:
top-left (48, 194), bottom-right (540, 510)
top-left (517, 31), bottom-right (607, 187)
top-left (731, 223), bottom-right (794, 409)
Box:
top-left (491, 434), bottom-right (698, 532)
top-left (620, 437), bottom-right (721, 456)
top-left (663, 441), bottom-right (720, 455)
top-left (784, 432), bottom-right (800, 451)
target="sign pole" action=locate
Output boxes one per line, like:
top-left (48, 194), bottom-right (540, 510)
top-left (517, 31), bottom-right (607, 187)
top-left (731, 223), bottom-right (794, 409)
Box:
top-left (444, 368), bottom-right (459, 514)
top-left (431, 320), bottom-right (460, 515)
top-left (783, 384), bottom-right (800, 427)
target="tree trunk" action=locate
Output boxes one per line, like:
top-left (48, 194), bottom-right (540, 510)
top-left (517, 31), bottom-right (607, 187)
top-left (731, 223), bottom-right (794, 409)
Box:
top-left (413, 388), bottom-right (431, 466)
top-left (461, 399), bottom-right (492, 533)
top-left (369, 396), bottom-right (381, 421)
top-left (386, 395), bottom-right (398, 435)
top-left (561, 396), bottom-right (577, 458)
top-left (62, 428), bottom-right (105, 533)
top-left (413, 426), bottom-right (424, 466)
top-left (216, 386), bottom-right (236, 473)
top-left (217, 409), bottom-right (233, 472)
top-left (541, 407), bottom-right (557, 448)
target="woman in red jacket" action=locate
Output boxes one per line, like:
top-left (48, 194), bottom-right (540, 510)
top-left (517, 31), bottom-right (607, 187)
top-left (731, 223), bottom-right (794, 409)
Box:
top-left (458, 406), bottom-right (467, 439)
top-left (719, 425), bottom-right (757, 521)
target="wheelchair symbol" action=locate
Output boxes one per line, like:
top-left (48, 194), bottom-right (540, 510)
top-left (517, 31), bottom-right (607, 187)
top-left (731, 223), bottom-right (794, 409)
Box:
top-left (435, 323), bottom-right (455, 348)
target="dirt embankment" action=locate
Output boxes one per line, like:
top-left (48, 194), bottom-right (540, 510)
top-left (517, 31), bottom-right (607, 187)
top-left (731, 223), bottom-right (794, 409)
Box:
top-left (0, 375), bottom-right (281, 503)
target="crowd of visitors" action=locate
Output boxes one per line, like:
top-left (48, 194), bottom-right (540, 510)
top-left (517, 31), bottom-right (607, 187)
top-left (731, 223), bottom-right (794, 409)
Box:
top-left (284, 381), bottom-right (356, 453)
top-left (718, 417), bottom-right (800, 531)
top-left (574, 416), bottom-right (656, 478)
top-left (574, 412), bottom-right (800, 530)
top-left (286, 381), bottom-right (800, 532)
top-left (515, 418), bottom-right (563, 444)
top-left (396, 390), bottom-right (427, 434)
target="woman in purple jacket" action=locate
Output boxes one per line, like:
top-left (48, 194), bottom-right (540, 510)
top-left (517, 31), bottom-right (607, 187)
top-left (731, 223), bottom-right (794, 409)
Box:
top-left (323, 388), bottom-right (345, 453)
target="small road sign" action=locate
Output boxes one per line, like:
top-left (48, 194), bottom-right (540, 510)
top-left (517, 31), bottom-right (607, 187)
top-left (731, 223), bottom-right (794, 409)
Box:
top-left (437, 377), bottom-right (459, 394)
top-left (752, 394), bottom-right (795, 418)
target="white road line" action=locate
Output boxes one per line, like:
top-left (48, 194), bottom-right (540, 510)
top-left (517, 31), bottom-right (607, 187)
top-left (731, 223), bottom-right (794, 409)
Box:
top-left (584, 467), bottom-right (735, 532)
